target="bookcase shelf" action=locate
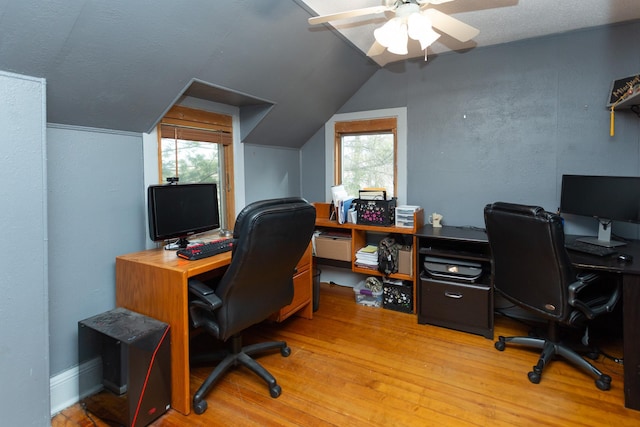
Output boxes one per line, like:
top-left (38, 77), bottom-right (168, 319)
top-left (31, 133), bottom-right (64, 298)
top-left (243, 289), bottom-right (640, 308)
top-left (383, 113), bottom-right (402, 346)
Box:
top-left (313, 202), bottom-right (424, 313)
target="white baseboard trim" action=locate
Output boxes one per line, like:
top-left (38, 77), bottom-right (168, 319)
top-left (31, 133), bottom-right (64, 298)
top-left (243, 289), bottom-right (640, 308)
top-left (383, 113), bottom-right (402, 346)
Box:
top-left (50, 358), bottom-right (102, 416)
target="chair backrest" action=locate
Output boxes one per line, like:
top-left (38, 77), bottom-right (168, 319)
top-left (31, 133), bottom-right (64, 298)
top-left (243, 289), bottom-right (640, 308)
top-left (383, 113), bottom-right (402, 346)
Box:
top-left (484, 202), bottom-right (576, 321)
top-left (214, 197), bottom-right (316, 340)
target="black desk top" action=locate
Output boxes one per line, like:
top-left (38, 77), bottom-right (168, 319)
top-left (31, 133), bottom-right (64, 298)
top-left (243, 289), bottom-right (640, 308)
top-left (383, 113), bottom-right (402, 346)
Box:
top-left (415, 224), bottom-right (488, 243)
top-left (564, 235), bottom-right (640, 275)
top-left (415, 224), bottom-right (640, 275)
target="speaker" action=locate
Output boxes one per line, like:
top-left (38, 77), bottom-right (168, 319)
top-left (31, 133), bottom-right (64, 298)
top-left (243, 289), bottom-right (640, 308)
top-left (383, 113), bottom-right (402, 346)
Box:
top-left (78, 308), bottom-right (171, 427)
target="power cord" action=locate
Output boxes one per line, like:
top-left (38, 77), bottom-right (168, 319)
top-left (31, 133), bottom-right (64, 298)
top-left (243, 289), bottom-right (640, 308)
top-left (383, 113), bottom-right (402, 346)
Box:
top-left (597, 347), bottom-right (624, 365)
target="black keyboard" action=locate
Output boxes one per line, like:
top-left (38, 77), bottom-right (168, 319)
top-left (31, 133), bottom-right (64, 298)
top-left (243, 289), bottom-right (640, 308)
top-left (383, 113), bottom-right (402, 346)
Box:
top-left (177, 239), bottom-right (233, 260)
top-left (565, 240), bottom-right (617, 257)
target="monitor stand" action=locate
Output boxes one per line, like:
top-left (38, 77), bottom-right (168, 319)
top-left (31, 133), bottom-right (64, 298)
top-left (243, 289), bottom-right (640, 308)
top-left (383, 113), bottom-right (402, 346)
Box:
top-left (577, 218), bottom-right (626, 248)
top-left (164, 237), bottom-right (191, 250)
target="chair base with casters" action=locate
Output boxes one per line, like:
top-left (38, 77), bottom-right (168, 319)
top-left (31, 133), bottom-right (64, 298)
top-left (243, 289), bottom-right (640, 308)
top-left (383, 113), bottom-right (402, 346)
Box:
top-left (484, 202), bottom-right (621, 394)
top-left (187, 197), bottom-right (317, 415)
top-left (494, 319), bottom-right (611, 391)
top-left (191, 333), bottom-right (292, 415)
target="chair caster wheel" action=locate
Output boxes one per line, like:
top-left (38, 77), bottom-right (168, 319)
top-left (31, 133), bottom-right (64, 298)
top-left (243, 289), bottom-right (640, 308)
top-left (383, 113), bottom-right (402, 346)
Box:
top-left (528, 370), bottom-right (541, 384)
top-left (281, 346), bottom-right (291, 357)
top-left (193, 399), bottom-right (208, 415)
top-left (596, 374), bottom-right (611, 391)
top-left (495, 337), bottom-right (506, 351)
top-left (270, 384), bottom-right (282, 398)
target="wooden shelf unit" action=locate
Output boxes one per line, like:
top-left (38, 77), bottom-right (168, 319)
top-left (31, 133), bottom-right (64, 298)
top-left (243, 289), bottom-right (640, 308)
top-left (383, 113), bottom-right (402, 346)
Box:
top-left (313, 202), bottom-right (424, 312)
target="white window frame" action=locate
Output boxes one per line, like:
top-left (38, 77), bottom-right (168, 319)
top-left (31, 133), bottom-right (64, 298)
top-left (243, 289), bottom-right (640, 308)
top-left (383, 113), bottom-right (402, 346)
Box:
top-left (324, 107), bottom-right (407, 204)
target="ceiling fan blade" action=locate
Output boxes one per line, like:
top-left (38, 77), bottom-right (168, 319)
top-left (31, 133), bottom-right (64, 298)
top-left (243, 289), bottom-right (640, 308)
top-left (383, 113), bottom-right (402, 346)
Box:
top-left (367, 41), bottom-right (387, 57)
top-left (418, 0), bottom-right (455, 8)
top-left (423, 8), bottom-right (479, 42)
top-left (308, 6), bottom-right (391, 26)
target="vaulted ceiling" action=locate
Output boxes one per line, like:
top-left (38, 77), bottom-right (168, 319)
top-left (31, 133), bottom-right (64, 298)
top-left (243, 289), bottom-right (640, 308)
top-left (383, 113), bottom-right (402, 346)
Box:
top-left (0, 0), bottom-right (378, 148)
top-left (1, 0), bottom-right (639, 148)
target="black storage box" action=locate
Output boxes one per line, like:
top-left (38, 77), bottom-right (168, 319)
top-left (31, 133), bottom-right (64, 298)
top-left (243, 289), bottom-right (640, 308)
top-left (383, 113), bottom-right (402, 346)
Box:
top-left (383, 279), bottom-right (413, 313)
top-left (78, 308), bottom-right (171, 427)
top-left (355, 198), bottom-right (397, 226)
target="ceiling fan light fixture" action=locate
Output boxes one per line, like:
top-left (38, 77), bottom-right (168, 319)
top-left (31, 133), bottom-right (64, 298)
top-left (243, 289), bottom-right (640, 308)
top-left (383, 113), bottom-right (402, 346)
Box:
top-left (374, 17), bottom-right (402, 48)
top-left (407, 12), bottom-right (441, 50)
top-left (374, 5), bottom-right (442, 56)
top-left (374, 16), bottom-right (411, 55)
top-left (387, 23), bottom-right (409, 55)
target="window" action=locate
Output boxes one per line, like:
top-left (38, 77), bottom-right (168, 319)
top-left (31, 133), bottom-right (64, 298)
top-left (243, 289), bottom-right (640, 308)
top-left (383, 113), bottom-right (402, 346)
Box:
top-left (335, 118), bottom-right (397, 198)
top-left (158, 105), bottom-right (235, 228)
top-left (325, 108), bottom-right (407, 203)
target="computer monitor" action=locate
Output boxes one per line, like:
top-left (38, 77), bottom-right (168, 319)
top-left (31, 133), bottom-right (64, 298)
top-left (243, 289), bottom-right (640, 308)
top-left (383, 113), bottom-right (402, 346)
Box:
top-left (147, 183), bottom-right (220, 249)
top-left (560, 174), bottom-right (640, 247)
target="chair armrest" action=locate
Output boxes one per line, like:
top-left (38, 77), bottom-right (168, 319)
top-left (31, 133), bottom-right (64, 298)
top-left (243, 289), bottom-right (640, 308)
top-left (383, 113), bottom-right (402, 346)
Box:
top-left (568, 273), bottom-right (621, 320)
top-left (188, 279), bottom-right (222, 311)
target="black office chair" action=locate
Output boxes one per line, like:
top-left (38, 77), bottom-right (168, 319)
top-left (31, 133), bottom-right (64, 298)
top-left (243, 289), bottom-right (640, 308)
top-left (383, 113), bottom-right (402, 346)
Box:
top-left (187, 197), bottom-right (316, 414)
top-left (484, 202), bottom-right (620, 390)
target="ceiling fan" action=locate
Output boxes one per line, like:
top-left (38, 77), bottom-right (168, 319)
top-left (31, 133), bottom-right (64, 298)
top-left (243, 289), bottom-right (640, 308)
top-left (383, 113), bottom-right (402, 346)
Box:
top-left (307, 0), bottom-right (479, 58)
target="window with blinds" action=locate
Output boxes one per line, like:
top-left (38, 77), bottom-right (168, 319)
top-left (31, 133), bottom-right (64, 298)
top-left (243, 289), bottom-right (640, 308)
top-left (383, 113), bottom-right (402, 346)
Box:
top-left (158, 105), bottom-right (235, 228)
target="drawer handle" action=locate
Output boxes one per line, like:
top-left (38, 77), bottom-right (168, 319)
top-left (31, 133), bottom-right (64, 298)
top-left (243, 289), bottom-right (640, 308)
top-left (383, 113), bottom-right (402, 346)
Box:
top-left (444, 292), bottom-right (463, 299)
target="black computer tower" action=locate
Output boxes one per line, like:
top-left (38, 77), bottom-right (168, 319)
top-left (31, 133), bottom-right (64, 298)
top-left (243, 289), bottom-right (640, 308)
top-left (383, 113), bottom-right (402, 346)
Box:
top-left (78, 308), bottom-right (171, 427)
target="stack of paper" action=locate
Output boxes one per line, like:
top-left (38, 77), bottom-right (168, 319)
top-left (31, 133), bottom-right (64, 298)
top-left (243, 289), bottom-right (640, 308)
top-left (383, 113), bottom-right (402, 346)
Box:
top-left (355, 245), bottom-right (378, 270)
top-left (331, 184), bottom-right (355, 224)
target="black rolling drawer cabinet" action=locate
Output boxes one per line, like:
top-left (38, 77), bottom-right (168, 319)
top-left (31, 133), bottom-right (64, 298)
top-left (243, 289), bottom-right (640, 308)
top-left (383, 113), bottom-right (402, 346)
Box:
top-left (415, 225), bottom-right (493, 339)
top-left (419, 274), bottom-right (492, 338)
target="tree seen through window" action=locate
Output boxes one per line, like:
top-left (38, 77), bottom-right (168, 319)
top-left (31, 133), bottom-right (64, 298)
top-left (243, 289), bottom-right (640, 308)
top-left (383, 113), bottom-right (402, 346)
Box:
top-left (340, 133), bottom-right (394, 198)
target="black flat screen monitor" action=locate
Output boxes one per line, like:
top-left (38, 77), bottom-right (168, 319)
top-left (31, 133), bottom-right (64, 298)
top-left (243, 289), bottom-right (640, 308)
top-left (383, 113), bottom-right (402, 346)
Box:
top-left (147, 183), bottom-right (220, 249)
top-left (560, 174), bottom-right (640, 247)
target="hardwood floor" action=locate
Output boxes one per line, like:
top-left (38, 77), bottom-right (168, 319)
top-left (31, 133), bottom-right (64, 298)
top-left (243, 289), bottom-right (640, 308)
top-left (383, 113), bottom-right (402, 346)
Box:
top-left (52, 282), bottom-right (640, 426)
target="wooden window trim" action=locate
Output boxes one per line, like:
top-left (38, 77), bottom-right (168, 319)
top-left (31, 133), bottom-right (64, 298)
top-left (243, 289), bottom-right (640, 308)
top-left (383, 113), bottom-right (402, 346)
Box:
top-left (334, 117), bottom-right (398, 197)
top-left (157, 105), bottom-right (235, 227)
top-left (162, 105), bottom-right (232, 131)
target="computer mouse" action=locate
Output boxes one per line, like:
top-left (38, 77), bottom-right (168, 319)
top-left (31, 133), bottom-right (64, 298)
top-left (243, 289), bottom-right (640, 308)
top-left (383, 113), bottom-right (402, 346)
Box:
top-left (617, 253), bottom-right (633, 263)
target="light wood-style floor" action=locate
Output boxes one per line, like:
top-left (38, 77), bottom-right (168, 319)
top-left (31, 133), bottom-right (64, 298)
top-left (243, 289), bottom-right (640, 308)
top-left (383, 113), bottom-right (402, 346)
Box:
top-left (53, 283), bottom-right (640, 426)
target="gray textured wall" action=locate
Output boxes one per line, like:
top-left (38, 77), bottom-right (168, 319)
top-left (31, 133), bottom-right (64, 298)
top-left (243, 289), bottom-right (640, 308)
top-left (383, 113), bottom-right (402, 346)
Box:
top-left (303, 21), bottom-right (640, 239)
top-left (0, 71), bottom-right (50, 426)
top-left (244, 143), bottom-right (302, 204)
top-left (301, 126), bottom-right (327, 203)
top-left (47, 126), bottom-right (146, 376)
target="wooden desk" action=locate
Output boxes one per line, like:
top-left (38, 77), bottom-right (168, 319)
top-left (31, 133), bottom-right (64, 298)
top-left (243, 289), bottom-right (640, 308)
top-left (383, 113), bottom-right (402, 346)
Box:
top-left (116, 248), bottom-right (232, 415)
top-left (115, 244), bottom-right (313, 415)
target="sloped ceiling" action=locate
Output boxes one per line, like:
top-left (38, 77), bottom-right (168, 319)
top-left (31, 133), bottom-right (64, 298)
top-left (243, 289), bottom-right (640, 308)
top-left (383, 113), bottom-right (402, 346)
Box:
top-left (0, 0), bottom-right (378, 148)
top-left (1, 0), bottom-right (639, 148)
top-left (302, 0), bottom-right (640, 67)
